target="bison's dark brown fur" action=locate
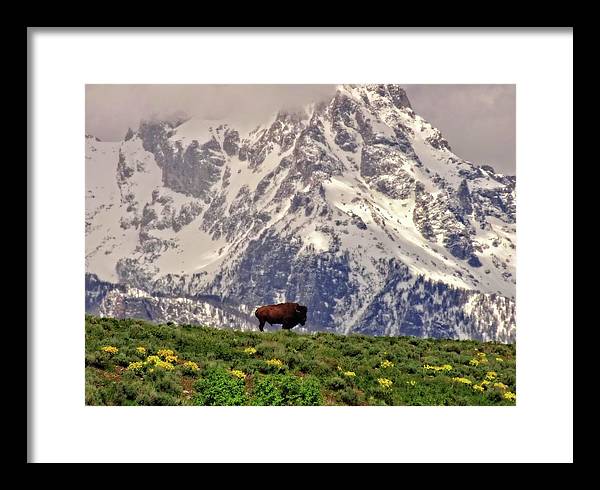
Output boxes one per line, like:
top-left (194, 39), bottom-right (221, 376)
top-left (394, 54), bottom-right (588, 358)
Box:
top-left (255, 302), bottom-right (308, 332)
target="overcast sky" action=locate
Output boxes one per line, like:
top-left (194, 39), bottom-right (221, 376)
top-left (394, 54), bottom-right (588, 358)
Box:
top-left (86, 84), bottom-right (515, 175)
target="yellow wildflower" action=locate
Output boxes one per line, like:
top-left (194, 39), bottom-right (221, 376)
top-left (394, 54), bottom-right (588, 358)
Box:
top-left (266, 359), bottom-right (284, 368)
top-left (126, 361), bottom-right (144, 372)
top-left (380, 360), bottom-right (394, 369)
top-left (495, 357), bottom-right (503, 362)
top-left (377, 378), bottom-right (393, 389)
top-left (493, 382), bottom-right (508, 390)
top-left (136, 346), bottom-right (146, 354)
top-left (473, 384), bottom-right (485, 392)
top-left (406, 380), bottom-right (417, 386)
top-left (230, 369), bottom-right (246, 379)
top-left (452, 377), bottom-right (472, 385)
top-left (243, 347), bottom-right (257, 355)
top-left (503, 391), bottom-right (516, 401)
top-left (145, 355), bottom-right (174, 370)
top-left (485, 371), bottom-right (497, 381)
top-left (155, 360), bottom-right (175, 371)
top-left (423, 364), bottom-right (452, 372)
top-left (165, 355), bottom-right (178, 363)
top-left (101, 346), bottom-right (118, 354)
top-left (182, 360), bottom-right (199, 372)
top-left (157, 349), bottom-right (175, 359)
top-left (481, 380), bottom-right (491, 386)
top-left (471, 353), bottom-right (488, 364)
top-left (344, 371), bottom-right (356, 377)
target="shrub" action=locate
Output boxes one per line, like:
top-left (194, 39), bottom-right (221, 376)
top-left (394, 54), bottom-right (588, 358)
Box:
top-left (326, 376), bottom-right (346, 391)
top-left (132, 381), bottom-right (181, 406)
top-left (206, 342), bottom-right (236, 361)
top-left (485, 388), bottom-right (504, 402)
top-left (251, 376), bottom-right (284, 405)
top-left (340, 344), bottom-right (362, 357)
top-left (152, 370), bottom-right (183, 396)
top-left (252, 374), bottom-right (322, 406)
top-left (85, 369), bottom-right (104, 405)
top-left (445, 344), bottom-right (462, 353)
top-left (85, 351), bottom-right (107, 369)
top-left (339, 388), bottom-right (359, 405)
top-left (193, 369), bottom-right (247, 406)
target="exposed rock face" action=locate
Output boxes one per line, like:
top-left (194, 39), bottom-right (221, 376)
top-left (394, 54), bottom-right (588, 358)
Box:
top-left (138, 122), bottom-right (226, 200)
top-left (222, 129), bottom-right (240, 157)
top-left (85, 84), bottom-right (516, 342)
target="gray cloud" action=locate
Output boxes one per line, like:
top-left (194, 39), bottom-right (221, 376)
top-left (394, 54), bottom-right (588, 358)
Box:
top-left (86, 84), bottom-right (515, 175)
top-left (85, 84), bottom-right (336, 140)
top-left (404, 84), bottom-right (515, 175)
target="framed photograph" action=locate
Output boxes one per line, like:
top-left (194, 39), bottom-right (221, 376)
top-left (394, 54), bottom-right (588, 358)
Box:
top-left (28, 27), bottom-right (573, 463)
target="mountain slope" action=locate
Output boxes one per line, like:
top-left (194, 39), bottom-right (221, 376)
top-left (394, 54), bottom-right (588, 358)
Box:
top-left (85, 84), bottom-right (516, 342)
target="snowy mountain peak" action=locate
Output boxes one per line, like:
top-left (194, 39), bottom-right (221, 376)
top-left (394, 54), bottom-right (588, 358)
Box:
top-left (339, 84), bottom-right (413, 110)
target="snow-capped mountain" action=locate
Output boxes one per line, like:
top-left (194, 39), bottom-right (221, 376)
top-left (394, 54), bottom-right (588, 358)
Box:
top-left (85, 84), bottom-right (516, 342)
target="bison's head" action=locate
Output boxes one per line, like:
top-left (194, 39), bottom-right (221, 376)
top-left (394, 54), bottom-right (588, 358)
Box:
top-left (295, 305), bottom-right (308, 326)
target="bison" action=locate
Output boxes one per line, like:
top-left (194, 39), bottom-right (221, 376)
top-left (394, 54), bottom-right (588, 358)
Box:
top-left (254, 302), bottom-right (308, 332)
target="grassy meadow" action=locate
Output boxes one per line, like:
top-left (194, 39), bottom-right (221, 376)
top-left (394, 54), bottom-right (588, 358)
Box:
top-left (85, 315), bottom-right (516, 406)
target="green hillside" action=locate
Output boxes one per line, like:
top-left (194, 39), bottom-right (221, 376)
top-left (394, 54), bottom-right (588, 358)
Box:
top-left (85, 315), bottom-right (516, 406)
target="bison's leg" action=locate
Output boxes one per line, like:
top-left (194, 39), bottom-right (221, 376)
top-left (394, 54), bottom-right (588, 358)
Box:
top-left (282, 322), bottom-right (297, 330)
top-left (258, 319), bottom-right (266, 332)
